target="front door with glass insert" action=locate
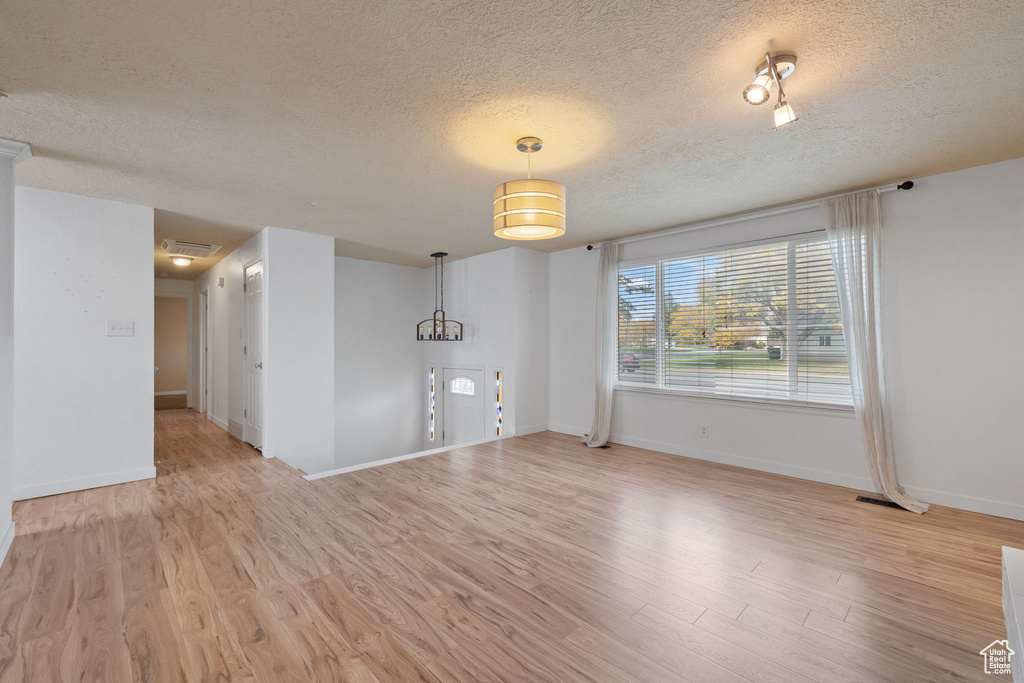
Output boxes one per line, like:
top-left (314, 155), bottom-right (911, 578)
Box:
top-left (442, 368), bottom-right (484, 446)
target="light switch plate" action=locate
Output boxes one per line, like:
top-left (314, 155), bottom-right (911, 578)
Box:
top-left (106, 320), bottom-right (134, 337)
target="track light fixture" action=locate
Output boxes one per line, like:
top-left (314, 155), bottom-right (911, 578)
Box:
top-left (743, 53), bottom-right (798, 129)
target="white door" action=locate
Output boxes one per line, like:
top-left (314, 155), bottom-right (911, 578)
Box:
top-left (443, 368), bottom-right (484, 446)
top-left (244, 261), bottom-right (263, 448)
top-left (199, 290), bottom-right (209, 413)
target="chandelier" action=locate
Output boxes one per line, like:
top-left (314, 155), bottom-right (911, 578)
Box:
top-left (417, 252), bottom-right (463, 341)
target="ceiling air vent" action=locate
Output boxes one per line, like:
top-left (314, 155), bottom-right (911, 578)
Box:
top-left (161, 239), bottom-right (222, 258)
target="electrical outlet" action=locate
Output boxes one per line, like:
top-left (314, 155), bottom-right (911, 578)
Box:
top-left (106, 320), bottom-right (134, 337)
top-left (700, 425), bottom-right (710, 438)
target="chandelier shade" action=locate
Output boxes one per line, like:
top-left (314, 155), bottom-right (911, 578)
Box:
top-left (493, 179), bottom-right (566, 240)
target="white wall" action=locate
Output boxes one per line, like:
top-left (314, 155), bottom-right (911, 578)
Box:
top-left (0, 140), bottom-right (29, 566)
top-left (513, 248), bottom-right (550, 434)
top-left (882, 158), bottom-right (1024, 518)
top-left (334, 257), bottom-right (423, 468)
top-left (13, 188), bottom-right (155, 499)
top-left (547, 158), bottom-right (1024, 521)
top-left (326, 246), bottom-right (551, 470)
top-left (419, 248), bottom-right (518, 449)
top-left (154, 278), bottom-right (195, 296)
top-left (263, 227), bottom-right (335, 474)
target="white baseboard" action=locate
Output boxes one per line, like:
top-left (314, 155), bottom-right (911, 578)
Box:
top-left (514, 423), bottom-right (549, 437)
top-left (903, 485), bottom-right (1024, 522)
top-left (547, 425), bottom-right (1024, 522)
top-left (210, 415), bottom-right (229, 431)
top-left (547, 424), bottom-right (584, 438)
top-left (14, 466), bottom-right (157, 501)
top-left (307, 435), bottom-right (506, 481)
top-left (608, 432), bottom-right (877, 492)
top-left (154, 390), bottom-right (188, 396)
top-left (0, 521), bottom-right (14, 570)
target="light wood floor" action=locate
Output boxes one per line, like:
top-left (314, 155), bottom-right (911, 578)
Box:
top-left (1, 410), bottom-right (1020, 681)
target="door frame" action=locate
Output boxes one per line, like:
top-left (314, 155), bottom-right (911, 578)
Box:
top-left (154, 292), bottom-right (193, 408)
top-left (242, 257), bottom-right (265, 449)
top-left (198, 288), bottom-right (210, 414)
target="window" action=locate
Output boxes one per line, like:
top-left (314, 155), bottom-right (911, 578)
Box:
top-left (495, 371), bottom-right (503, 436)
top-left (617, 233), bottom-right (852, 407)
top-left (429, 367), bottom-right (435, 440)
top-left (450, 376), bottom-right (475, 395)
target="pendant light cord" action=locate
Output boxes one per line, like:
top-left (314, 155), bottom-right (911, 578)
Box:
top-left (434, 255), bottom-right (439, 312)
top-left (440, 254), bottom-right (444, 311)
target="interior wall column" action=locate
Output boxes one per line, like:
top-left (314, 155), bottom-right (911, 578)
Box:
top-left (0, 138), bottom-right (31, 567)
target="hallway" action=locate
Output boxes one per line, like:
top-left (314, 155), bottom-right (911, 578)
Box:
top-left (1, 410), bottom-right (1021, 681)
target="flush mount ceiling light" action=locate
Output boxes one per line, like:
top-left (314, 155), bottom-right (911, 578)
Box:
top-left (171, 256), bottom-right (193, 267)
top-left (493, 137), bottom-right (566, 240)
top-left (742, 53), bottom-right (799, 129)
top-left (417, 252), bottom-right (463, 341)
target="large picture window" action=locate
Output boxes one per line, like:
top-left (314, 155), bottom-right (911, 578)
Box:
top-left (617, 233), bottom-right (852, 407)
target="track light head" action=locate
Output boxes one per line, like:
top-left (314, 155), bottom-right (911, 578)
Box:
top-left (742, 74), bottom-right (773, 105)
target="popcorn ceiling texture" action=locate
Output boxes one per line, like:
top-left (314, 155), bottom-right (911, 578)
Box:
top-left (0, 0), bottom-right (1022, 274)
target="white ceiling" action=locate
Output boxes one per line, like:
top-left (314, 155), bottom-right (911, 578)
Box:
top-left (2, 0), bottom-right (1022, 277)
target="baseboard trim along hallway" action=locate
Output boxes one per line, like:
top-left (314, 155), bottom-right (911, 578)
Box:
top-left (13, 465), bottom-right (157, 501)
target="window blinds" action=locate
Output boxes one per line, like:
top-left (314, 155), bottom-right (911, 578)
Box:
top-left (617, 234), bottom-right (852, 406)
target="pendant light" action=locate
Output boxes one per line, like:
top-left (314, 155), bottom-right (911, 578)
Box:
top-left (416, 252), bottom-right (463, 341)
top-left (493, 137), bottom-right (566, 240)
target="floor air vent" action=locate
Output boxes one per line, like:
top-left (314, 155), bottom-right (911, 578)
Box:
top-left (856, 495), bottom-right (904, 510)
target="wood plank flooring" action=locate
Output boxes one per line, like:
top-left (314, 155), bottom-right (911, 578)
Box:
top-left (1, 408), bottom-right (1021, 681)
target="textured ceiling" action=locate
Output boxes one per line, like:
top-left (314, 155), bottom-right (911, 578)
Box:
top-left (1, 0), bottom-right (1022, 277)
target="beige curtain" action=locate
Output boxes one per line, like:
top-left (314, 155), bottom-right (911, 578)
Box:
top-left (582, 242), bottom-right (618, 447)
top-left (823, 190), bottom-right (928, 513)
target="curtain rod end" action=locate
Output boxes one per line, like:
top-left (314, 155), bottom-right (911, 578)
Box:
top-left (896, 181), bottom-right (914, 191)
top-left (586, 245), bottom-right (594, 251)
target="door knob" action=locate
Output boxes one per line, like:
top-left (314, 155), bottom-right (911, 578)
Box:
top-left (256, 362), bottom-right (263, 369)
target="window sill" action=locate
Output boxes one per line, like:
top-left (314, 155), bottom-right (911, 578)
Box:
top-left (613, 384), bottom-right (856, 417)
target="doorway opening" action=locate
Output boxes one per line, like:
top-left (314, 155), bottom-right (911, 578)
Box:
top-left (154, 295), bottom-right (190, 410)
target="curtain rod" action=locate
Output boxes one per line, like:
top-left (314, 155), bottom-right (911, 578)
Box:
top-left (586, 180), bottom-right (914, 250)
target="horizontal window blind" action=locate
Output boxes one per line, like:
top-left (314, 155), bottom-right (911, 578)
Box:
top-left (617, 234), bottom-right (852, 406)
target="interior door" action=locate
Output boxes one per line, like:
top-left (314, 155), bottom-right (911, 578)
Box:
top-left (443, 368), bottom-right (484, 446)
top-left (244, 261), bottom-right (263, 448)
top-left (199, 290), bottom-right (209, 413)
